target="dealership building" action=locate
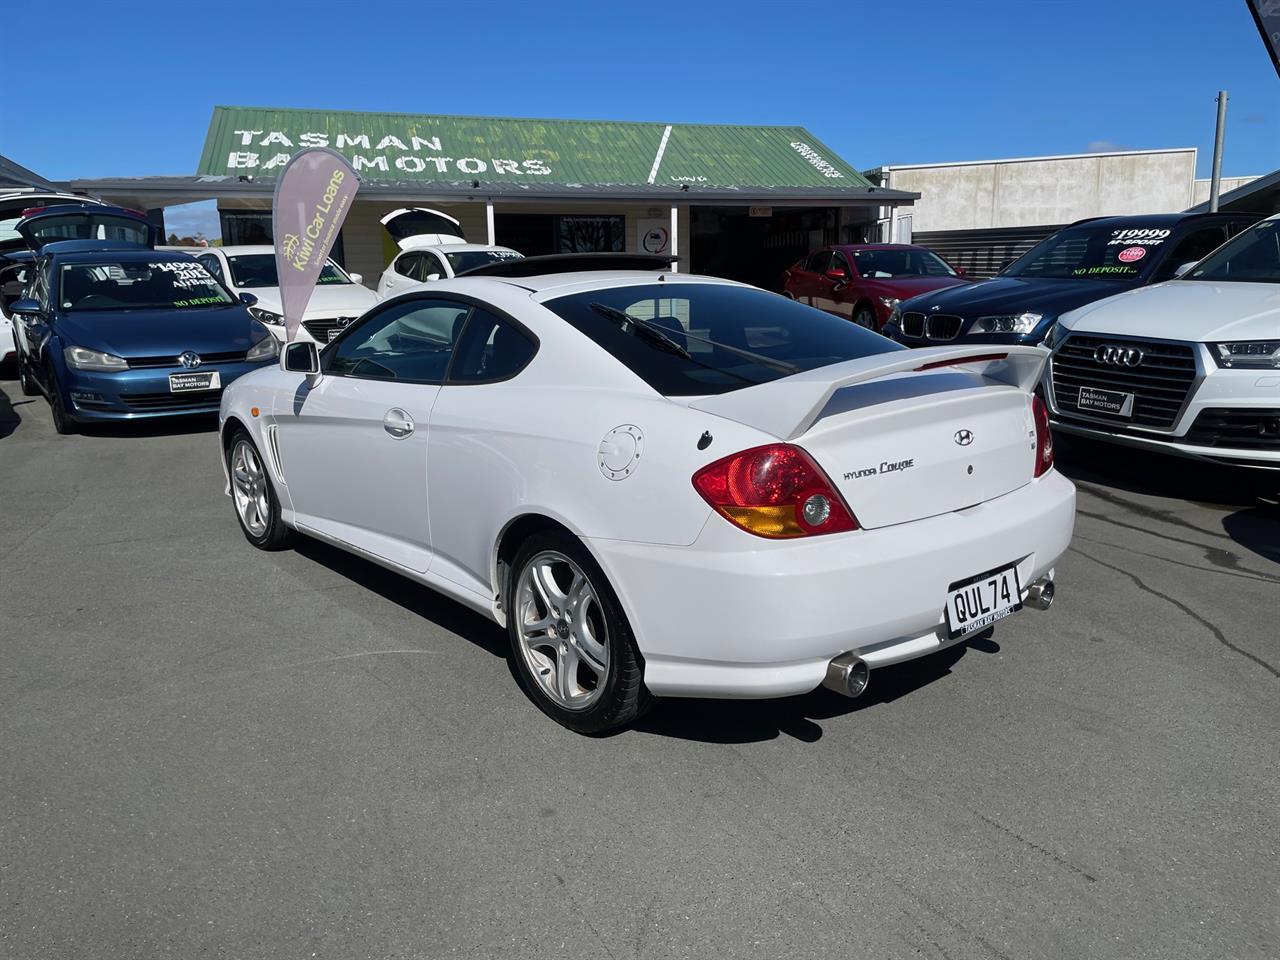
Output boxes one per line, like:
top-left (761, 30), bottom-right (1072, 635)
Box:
top-left (867, 148), bottom-right (1263, 276)
top-left (66, 106), bottom-right (916, 290)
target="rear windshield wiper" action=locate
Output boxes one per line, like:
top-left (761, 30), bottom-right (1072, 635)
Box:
top-left (587, 302), bottom-right (800, 375)
top-left (589, 302), bottom-right (693, 360)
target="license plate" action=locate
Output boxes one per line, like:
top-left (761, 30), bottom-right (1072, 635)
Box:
top-left (945, 564), bottom-right (1022, 639)
top-left (168, 371), bottom-right (221, 393)
top-left (1077, 385), bottom-right (1134, 418)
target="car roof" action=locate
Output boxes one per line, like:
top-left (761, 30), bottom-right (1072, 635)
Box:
top-left (831, 243), bottom-right (929, 252)
top-left (402, 243), bottom-right (520, 255)
top-left (48, 245), bottom-right (195, 263)
top-left (506, 270), bottom-right (743, 298)
top-left (1064, 212), bottom-right (1251, 229)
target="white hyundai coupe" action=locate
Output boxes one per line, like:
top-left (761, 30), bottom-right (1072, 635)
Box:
top-left (218, 255), bottom-right (1075, 733)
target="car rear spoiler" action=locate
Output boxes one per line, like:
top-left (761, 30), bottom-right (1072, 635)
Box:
top-left (688, 345), bottom-right (1050, 440)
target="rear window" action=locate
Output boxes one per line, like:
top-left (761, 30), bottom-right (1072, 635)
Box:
top-left (446, 249), bottom-right (524, 274)
top-left (543, 282), bottom-right (902, 397)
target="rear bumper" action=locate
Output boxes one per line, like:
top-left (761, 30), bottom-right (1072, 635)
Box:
top-left (60, 361), bottom-right (265, 421)
top-left (588, 470), bottom-right (1076, 699)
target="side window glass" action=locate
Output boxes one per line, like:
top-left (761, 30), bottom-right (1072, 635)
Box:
top-left (198, 255), bottom-right (225, 282)
top-left (394, 252), bottom-right (421, 278)
top-left (831, 252), bottom-right (851, 276)
top-left (424, 254), bottom-right (447, 280)
top-left (1156, 228), bottom-right (1225, 281)
top-left (449, 308), bottom-right (537, 383)
top-left (326, 298), bottom-right (470, 384)
top-left (809, 250), bottom-right (832, 274)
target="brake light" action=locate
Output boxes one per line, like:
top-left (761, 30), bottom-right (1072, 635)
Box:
top-left (1032, 394), bottom-right (1054, 477)
top-left (692, 443), bottom-right (859, 538)
top-left (914, 353), bottom-right (1008, 371)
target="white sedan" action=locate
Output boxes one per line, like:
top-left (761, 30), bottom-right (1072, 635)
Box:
top-left (1043, 213), bottom-right (1280, 468)
top-left (174, 245), bottom-right (379, 345)
top-left (218, 258), bottom-right (1075, 733)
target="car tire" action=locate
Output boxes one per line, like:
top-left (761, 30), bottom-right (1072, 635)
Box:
top-left (18, 357), bottom-right (39, 397)
top-left (44, 361), bottom-right (77, 435)
top-left (852, 303), bottom-right (878, 330)
top-left (507, 530), bottom-right (652, 734)
top-left (226, 430), bottom-right (294, 550)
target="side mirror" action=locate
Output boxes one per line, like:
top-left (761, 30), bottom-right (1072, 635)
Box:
top-left (9, 297), bottom-right (42, 317)
top-left (238, 292), bottom-right (258, 307)
top-left (349, 272), bottom-right (363, 284)
top-left (1173, 261), bottom-right (1197, 279)
top-left (281, 341), bottom-right (320, 382)
top-left (954, 266), bottom-right (968, 277)
top-left (825, 268), bottom-right (847, 281)
top-left (425, 273), bottom-right (442, 282)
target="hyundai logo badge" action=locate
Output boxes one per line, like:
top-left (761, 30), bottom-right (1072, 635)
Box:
top-left (1094, 344), bottom-right (1143, 367)
top-left (954, 429), bottom-right (974, 446)
top-left (179, 351), bottom-right (202, 369)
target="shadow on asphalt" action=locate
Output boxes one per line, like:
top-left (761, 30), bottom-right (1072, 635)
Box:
top-left (77, 413), bottom-right (219, 439)
top-left (293, 536), bottom-right (508, 659)
top-left (293, 532), bottom-right (993, 744)
top-left (0, 382), bottom-right (18, 440)
top-left (1055, 433), bottom-right (1280, 564)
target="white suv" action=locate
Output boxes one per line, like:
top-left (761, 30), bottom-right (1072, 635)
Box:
top-left (1043, 213), bottom-right (1280, 468)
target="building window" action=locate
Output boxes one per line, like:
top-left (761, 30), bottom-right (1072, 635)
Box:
top-left (558, 215), bottom-right (624, 253)
top-left (496, 213), bottom-right (625, 256)
top-left (217, 211), bottom-right (347, 266)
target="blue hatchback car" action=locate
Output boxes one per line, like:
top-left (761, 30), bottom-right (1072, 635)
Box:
top-left (8, 205), bottom-right (277, 434)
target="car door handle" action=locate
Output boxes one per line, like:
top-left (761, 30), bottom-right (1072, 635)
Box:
top-left (383, 408), bottom-right (414, 439)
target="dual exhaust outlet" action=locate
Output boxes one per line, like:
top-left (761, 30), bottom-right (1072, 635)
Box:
top-left (821, 575), bottom-right (1056, 699)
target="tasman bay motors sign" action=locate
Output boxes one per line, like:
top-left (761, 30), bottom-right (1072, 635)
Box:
top-left (224, 128), bottom-right (553, 178)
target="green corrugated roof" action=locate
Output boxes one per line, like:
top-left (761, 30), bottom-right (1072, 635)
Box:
top-left (198, 106), bottom-right (872, 190)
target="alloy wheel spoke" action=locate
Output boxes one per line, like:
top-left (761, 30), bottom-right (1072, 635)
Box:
top-left (531, 561), bottom-right (568, 615)
top-left (573, 614), bottom-right (608, 676)
top-left (556, 644), bottom-right (580, 701)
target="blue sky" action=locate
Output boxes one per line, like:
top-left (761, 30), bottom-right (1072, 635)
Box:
top-left (6, 0), bottom-right (1276, 235)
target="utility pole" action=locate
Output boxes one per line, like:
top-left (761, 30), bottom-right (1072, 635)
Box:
top-left (1209, 90), bottom-right (1228, 212)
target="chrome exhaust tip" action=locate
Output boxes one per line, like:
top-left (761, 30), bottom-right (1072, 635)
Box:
top-left (822, 653), bottom-right (870, 699)
top-left (1025, 576), bottom-right (1055, 611)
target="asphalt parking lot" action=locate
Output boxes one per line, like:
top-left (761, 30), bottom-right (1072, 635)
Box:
top-left (2, 376), bottom-right (1277, 960)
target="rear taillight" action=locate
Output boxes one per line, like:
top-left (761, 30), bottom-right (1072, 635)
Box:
top-left (692, 443), bottom-right (859, 538)
top-left (1032, 394), bottom-right (1054, 477)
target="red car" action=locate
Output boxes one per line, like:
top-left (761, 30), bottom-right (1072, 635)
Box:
top-left (783, 243), bottom-right (970, 330)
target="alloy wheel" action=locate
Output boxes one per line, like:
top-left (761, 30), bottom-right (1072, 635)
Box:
top-left (515, 550), bottom-right (610, 711)
top-left (230, 439), bottom-right (270, 537)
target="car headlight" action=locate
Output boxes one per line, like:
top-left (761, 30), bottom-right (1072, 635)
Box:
top-left (885, 301), bottom-right (902, 326)
top-left (968, 312), bottom-right (1043, 335)
top-left (878, 296), bottom-right (900, 311)
top-left (64, 345), bottom-right (128, 371)
top-left (249, 306), bottom-right (284, 326)
top-left (246, 336), bottom-right (280, 362)
top-left (1042, 321), bottom-right (1070, 349)
top-left (1212, 341), bottom-right (1280, 369)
